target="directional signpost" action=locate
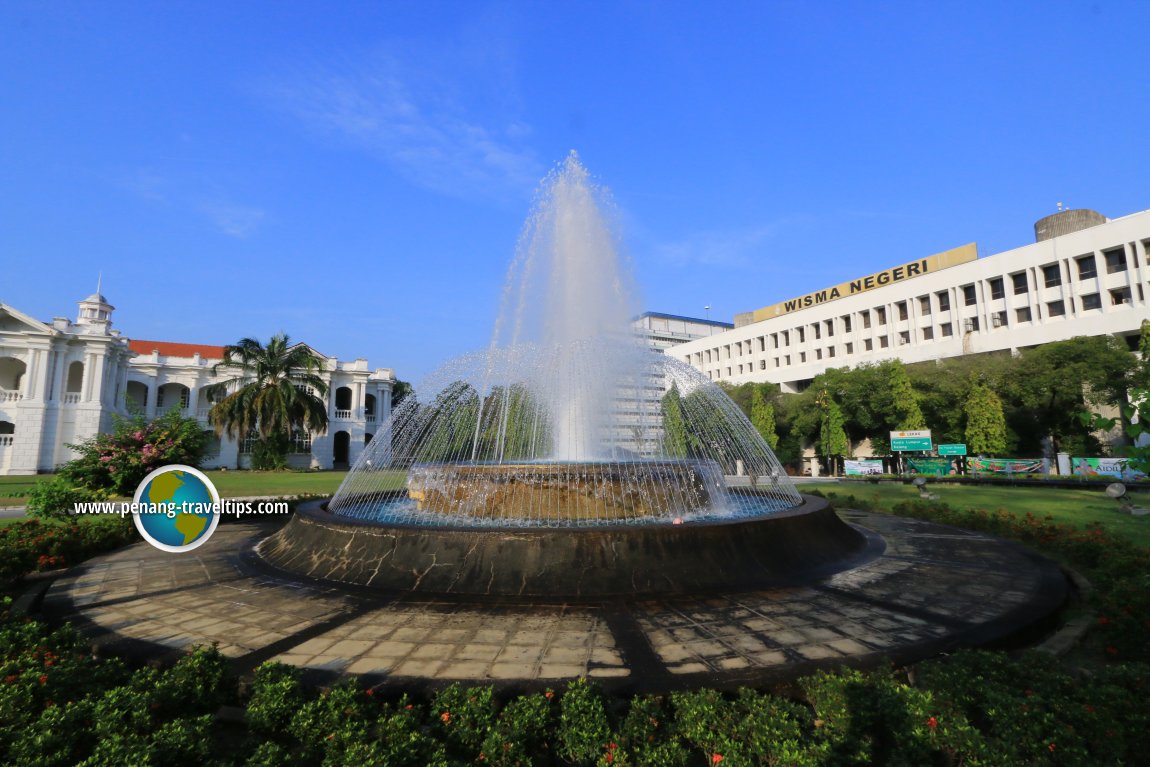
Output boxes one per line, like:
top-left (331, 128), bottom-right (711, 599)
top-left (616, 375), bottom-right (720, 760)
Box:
top-left (890, 430), bottom-right (933, 452)
top-left (938, 444), bottom-right (968, 456)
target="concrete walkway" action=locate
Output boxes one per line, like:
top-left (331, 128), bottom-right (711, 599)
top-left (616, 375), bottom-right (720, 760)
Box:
top-left (41, 510), bottom-right (1066, 692)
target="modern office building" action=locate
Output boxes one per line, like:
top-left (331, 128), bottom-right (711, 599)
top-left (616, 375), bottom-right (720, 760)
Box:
top-left (670, 207), bottom-right (1150, 393)
top-left (631, 311), bottom-right (733, 353)
top-left (0, 292), bottom-right (394, 475)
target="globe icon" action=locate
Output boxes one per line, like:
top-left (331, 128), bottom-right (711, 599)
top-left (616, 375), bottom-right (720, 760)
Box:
top-left (133, 466), bottom-right (219, 551)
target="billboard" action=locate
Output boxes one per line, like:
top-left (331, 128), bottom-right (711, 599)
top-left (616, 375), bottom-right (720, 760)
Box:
top-left (969, 458), bottom-right (1044, 474)
top-left (907, 457), bottom-right (954, 476)
top-left (1071, 457), bottom-right (1148, 481)
top-left (844, 459), bottom-right (884, 476)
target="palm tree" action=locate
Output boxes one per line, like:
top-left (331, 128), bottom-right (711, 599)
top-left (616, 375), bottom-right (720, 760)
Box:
top-left (208, 333), bottom-right (329, 469)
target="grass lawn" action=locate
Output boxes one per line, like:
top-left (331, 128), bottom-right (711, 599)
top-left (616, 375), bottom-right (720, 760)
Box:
top-left (805, 480), bottom-right (1150, 548)
top-left (0, 469), bottom-right (408, 507)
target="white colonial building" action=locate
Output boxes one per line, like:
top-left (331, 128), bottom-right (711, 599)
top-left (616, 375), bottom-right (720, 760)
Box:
top-left (0, 292), bottom-right (394, 475)
top-left (671, 207), bottom-right (1150, 392)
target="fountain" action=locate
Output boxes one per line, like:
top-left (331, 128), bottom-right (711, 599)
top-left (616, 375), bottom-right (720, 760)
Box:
top-left (258, 153), bottom-right (869, 597)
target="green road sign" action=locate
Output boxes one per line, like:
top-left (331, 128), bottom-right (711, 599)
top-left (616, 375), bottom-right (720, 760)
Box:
top-left (890, 430), bottom-right (933, 452)
top-left (938, 443), bottom-right (968, 456)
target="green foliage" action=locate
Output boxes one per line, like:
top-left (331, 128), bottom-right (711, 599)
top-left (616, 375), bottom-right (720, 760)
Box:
top-left (964, 381), bottom-right (1008, 456)
top-left (750, 387), bottom-right (779, 450)
top-left (250, 434), bottom-right (290, 471)
top-left (432, 682), bottom-right (497, 755)
top-left (58, 409), bottom-right (210, 495)
top-left (558, 678), bottom-right (611, 765)
top-left (246, 662), bottom-right (306, 736)
top-left (886, 360), bottom-right (927, 430)
top-left (209, 333), bottom-right (330, 467)
top-left (819, 399), bottom-right (849, 461)
top-left (0, 516), bottom-right (135, 584)
top-left (25, 478), bottom-right (107, 521)
top-left (661, 384), bottom-right (688, 458)
top-left (481, 690), bottom-right (554, 766)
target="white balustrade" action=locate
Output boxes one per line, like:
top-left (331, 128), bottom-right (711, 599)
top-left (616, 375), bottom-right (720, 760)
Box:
top-left (0, 388), bottom-right (21, 402)
top-left (0, 435), bottom-right (13, 447)
top-left (62, 393), bottom-right (81, 404)
top-left (366, 414), bottom-right (376, 423)
top-left (335, 409), bottom-right (352, 420)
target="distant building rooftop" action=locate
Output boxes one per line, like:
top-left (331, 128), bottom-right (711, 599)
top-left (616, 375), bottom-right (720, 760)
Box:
top-left (128, 340), bottom-right (227, 359)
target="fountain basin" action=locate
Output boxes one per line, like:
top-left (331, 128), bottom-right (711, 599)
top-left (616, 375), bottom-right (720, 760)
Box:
top-left (405, 460), bottom-right (721, 521)
top-left (257, 493), bottom-right (873, 598)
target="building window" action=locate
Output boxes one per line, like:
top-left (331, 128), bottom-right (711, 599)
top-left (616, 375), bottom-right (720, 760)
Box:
top-left (799, 352), bottom-right (806, 363)
top-left (1016, 306), bottom-right (1032, 323)
top-left (1012, 272), bottom-right (1028, 294)
top-left (989, 278), bottom-right (1004, 300)
top-left (861, 311), bottom-right (871, 329)
top-left (815, 349), bottom-right (822, 360)
top-left (827, 346), bottom-right (836, 358)
top-left (965, 317), bottom-right (980, 332)
top-left (1105, 248), bottom-right (1128, 273)
top-left (760, 360), bottom-right (766, 370)
top-left (813, 324), bottom-right (821, 340)
top-left (1082, 293), bottom-right (1102, 310)
top-left (289, 430), bottom-right (312, 454)
top-left (936, 291), bottom-right (951, 311)
top-left (774, 357), bottom-right (780, 367)
top-left (1042, 264), bottom-right (1062, 288)
top-left (880, 335), bottom-right (889, 348)
top-left (962, 284), bottom-right (977, 306)
top-left (782, 331), bottom-right (790, 346)
top-left (770, 333), bottom-right (778, 349)
top-left (922, 326), bottom-right (934, 341)
top-left (758, 337), bottom-right (766, 352)
top-left (899, 330), bottom-right (910, 345)
top-left (797, 328), bottom-right (805, 343)
top-left (1047, 300), bottom-right (1066, 317)
top-left (876, 307), bottom-right (887, 325)
top-left (738, 364), bottom-right (744, 374)
top-left (825, 319), bottom-right (834, 336)
top-left (941, 323), bottom-right (953, 337)
top-left (896, 302), bottom-right (908, 321)
top-left (991, 310), bottom-right (1007, 328)
top-left (919, 295), bottom-right (932, 315)
top-left (1077, 255), bottom-right (1098, 279)
top-left (845, 342), bottom-right (854, 354)
top-left (726, 367), bottom-right (732, 377)
top-left (842, 315), bottom-right (852, 332)
top-left (784, 355), bottom-right (791, 366)
top-left (1111, 288), bottom-right (1132, 305)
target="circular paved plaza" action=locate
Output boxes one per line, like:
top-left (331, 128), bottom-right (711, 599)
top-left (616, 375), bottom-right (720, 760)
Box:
top-left (42, 509), bottom-right (1067, 692)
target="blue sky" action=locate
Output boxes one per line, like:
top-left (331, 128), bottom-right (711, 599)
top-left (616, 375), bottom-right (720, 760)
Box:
top-left (3, 1), bottom-right (1148, 383)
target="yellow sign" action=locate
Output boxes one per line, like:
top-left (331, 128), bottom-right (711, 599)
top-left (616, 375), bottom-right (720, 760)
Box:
top-left (751, 243), bottom-right (978, 322)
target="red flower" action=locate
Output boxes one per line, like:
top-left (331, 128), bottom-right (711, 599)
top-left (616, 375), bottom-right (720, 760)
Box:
top-left (38, 674), bottom-right (48, 685)
top-left (712, 755), bottom-right (724, 765)
top-left (1049, 743), bottom-right (1056, 752)
top-left (926, 716), bottom-right (938, 731)
top-left (365, 688), bottom-right (374, 697)
top-left (545, 690), bottom-right (554, 699)
top-left (441, 711), bottom-right (451, 723)
top-left (605, 755), bottom-right (614, 764)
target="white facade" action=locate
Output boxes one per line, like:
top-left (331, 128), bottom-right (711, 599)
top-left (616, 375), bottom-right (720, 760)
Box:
top-left (671, 208), bottom-right (1150, 392)
top-left (0, 294), bottom-right (394, 475)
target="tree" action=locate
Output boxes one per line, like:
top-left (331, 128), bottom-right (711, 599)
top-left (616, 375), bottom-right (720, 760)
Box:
top-left (661, 383), bottom-right (688, 458)
top-left (391, 380), bottom-right (414, 412)
top-left (1009, 336), bottom-right (1136, 455)
top-left (750, 386), bottom-right (779, 450)
top-left (886, 360), bottom-right (927, 430)
top-left (964, 382), bottom-right (1008, 456)
top-left (818, 398), bottom-right (849, 476)
top-left (208, 334), bottom-right (329, 469)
